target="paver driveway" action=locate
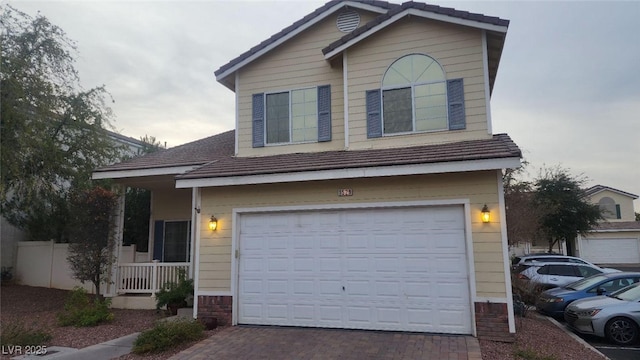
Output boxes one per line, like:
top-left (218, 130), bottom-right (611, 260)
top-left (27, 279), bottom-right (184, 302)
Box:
top-left (169, 326), bottom-right (482, 360)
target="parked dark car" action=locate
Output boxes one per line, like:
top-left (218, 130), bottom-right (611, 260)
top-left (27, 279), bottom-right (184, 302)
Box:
top-left (536, 272), bottom-right (640, 318)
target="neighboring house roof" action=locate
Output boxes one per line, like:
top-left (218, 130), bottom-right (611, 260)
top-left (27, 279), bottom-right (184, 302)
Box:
top-left (591, 221), bottom-right (640, 232)
top-left (584, 185), bottom-right (639, 200)
top-left (215, 0), bottom-right (509, 92)
top-left (105, 129), bottom-right (145, 149)
top-left (176, 133), bottom-right (520, 181)
top-left (93, 130), bottom-right (235, 178)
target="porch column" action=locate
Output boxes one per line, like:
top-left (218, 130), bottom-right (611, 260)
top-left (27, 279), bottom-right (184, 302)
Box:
top-left (106, 184), bottom-right (126, 297)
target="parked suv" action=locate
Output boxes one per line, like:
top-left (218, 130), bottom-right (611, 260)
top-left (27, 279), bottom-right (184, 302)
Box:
top-left (512, 254), bottom-right (618, 273)
top-left (516, 262), bottom-right (608, 290)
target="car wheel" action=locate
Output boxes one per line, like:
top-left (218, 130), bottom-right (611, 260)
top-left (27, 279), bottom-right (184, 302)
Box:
top-left (605, 317), bottom-right (639, 345)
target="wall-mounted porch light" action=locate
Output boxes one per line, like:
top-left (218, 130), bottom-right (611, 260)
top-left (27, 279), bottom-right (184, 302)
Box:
top-left (481, 204), bottom-right (491, 223)
top-left (208, 215), bottom-right (218, 231)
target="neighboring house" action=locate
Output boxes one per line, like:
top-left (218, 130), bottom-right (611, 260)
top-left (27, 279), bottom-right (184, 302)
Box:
top-left (94, 0), bottom-right (521, 341)
top-left (576, 185), bottom-right (640, 264)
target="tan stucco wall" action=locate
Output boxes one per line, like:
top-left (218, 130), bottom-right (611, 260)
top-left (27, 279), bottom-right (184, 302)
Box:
top-left (346, 17), bottom-right (489, 150)
top-left (587, 189), bottom-right (636, 221)
top-left (197, 170), bottom-right (507, 299)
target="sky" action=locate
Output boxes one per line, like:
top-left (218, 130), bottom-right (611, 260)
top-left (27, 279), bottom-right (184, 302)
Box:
top-left (6, 0), bottom-right (640, 209)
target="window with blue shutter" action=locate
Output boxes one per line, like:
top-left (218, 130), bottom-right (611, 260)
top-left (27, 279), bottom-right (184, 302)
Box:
top-left (317, 85), bottom-right (332, 142)
top-left (366, 89), bottom-right (382, 138)
top-left (371, 54), bottom-right (466, 136)
top-left (252, 85), bottom-right (331, 145)
top-left (447, 78), bottom-right (466, 130)
top-left (252, 93), bottom-right (265, 148)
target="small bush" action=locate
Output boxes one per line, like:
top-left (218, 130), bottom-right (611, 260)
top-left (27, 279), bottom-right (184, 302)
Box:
top-left (0, 322), bottom-right (51, 346)
top-left (57, 287), bottom-right (114, 327)
top-left (133, 319), bottom-right (204, 354)
top-left (511, 274), bottom-right (546, 306)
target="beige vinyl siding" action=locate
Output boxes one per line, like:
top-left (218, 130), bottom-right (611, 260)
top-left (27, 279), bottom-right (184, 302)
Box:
top-left (347, 17), bottom-right (490, 150)
top-left (235, 10), bottom-right (380, 157)
top-left (198, 170), bottom-right (507, 298)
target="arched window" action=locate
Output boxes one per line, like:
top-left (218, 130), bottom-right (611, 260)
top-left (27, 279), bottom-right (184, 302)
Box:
top-left (381, 54), bottom-right (448, 134)
top-left (598, 197), bottom-right (619, 219)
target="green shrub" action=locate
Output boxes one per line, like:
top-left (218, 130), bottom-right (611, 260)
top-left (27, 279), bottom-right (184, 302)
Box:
top-left (155, 269), bottom-right (193, 311)
top-left (57, 287), bottom-right (114, 327)
top-left (0, 322), bottom-right (51, 346)
top-left (133, 319), bottom-right (204, 354)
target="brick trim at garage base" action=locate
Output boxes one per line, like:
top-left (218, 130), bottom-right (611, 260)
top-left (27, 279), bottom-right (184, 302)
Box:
top-left (197, 296), bottom-right (232, 326)
top-left (475, 302), bottom-right (515, 342)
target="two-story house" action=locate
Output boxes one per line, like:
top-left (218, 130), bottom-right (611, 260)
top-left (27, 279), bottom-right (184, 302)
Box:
top-left (576, 185), bottom-right (640, 264)
top-left (94, 0), bottom-right (521, 341)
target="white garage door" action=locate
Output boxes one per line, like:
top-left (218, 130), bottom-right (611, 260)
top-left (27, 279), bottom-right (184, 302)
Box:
top-left (582, 238), bottom-right (640, 264)
top-left (238, 205), bottom-right (472, 334)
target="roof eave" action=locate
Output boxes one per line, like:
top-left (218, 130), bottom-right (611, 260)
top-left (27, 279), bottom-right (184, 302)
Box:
top-left (175, 156), bottom-right (521, 188)
top-left (323, 7), bottom-right (508, 60)
top-left (92, 165), bottom-right (204, 180)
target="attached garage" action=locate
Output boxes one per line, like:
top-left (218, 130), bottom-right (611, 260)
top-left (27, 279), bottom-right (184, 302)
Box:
top-left (581, 238), bottom-right (640, 264)
top-left (236, 205), bottom-right (473, 334)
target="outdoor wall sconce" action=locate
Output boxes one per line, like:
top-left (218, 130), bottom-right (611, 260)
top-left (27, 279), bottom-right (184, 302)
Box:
top-left (481, 204), bottom-right (491, 223)
top-left (208, 215), bottom-right (218, 231)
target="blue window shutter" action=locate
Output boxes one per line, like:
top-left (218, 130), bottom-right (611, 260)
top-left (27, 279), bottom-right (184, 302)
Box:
top-left (252, 93), bottom-right (265, 147)
top-left (447, 78), bottom-right (466, 130)
top-left (153, 220), bottom-right (164, 261)
top-left (615, 204), bottom-right (621, 219)
top-left (366, 89), bottom-right (382, 138)
top-left (317, 85), bottom-right (331, 142)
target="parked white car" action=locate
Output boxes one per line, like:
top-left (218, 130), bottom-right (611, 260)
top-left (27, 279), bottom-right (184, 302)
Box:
top-left (516, 262), bottom-right (609, 290)
top-left (512, 254), bottom-right (619, 273)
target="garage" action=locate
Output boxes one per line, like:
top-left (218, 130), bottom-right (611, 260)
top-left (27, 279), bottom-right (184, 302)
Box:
top-left (237, 205), bottom-right (472, 334)
top-left (581, 238), bottom-right (640, 264)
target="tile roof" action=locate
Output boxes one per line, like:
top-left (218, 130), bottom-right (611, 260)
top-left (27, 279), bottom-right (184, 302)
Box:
top-left (93, 130), bottom-right (235, 173)
top-left (593, 221), bottom-right (640, 231)
top-left (177, 133), bottom-right (521, 180)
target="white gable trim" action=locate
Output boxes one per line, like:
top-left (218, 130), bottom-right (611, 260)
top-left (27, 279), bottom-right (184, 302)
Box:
top-left (215, 1), bottom-right (388, 83)
top-left (587, 186), bottom-right (639, 200)
top-left (92, 165), bottom-right (202, 180)
top-left (324, 8), bottom-right (508, 60)
top-left (175, 157), bottom-right (521, 188)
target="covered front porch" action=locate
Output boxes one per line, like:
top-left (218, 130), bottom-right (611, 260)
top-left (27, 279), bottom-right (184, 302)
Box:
top-left (105, 175), bottom-right (197, 309)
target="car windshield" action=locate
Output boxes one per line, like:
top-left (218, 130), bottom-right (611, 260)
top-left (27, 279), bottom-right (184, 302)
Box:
top-left (565, 274), bottom-right (608, 291)
top-left (610, 283), bottom-right (640, 301)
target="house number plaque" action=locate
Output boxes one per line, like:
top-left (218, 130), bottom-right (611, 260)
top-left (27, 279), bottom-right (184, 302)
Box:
top-left (338, 189), bottom-right (353, 197)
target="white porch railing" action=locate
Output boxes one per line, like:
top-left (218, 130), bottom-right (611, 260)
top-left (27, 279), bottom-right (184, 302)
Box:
top-left (116, 261), bottom-right (191, 295)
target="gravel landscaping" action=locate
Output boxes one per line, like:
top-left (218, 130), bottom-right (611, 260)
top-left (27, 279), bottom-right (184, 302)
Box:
top-left (1, 285), bottom-right (608, 360)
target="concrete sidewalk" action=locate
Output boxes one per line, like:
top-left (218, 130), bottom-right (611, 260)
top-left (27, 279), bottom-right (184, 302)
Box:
top-left (13, 333), bottom-right (139, 360)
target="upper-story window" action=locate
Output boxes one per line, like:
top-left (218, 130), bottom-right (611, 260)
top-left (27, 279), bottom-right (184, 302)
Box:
top-left (266, 88), bottom-right (318, 144)
top-left (252, 85), bottom-right (331, 147)
top-left (382, 54), bottom-right (448, 134)
top-left (366, 54), bottom-right (465, 139)
top-left (598, 197), bottom-right (621, 219)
